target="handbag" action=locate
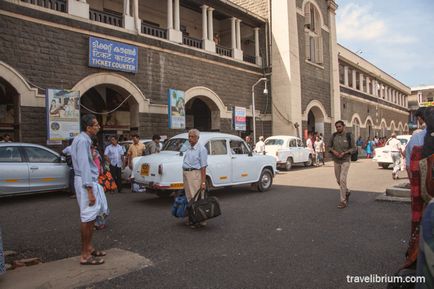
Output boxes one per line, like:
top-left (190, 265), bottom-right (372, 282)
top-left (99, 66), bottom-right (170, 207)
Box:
top-left (171, 193), bottom-right (188, 218)
top-left (187, 189), bottom-right (221, 224)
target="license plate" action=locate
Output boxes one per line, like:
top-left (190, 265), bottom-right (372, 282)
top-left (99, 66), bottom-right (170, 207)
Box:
top-left (140, 164), bottom-right (149, 176)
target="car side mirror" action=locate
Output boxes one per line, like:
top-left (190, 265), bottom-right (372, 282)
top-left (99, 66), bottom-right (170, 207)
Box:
top-left (248, 151), bottom-right (253, 157)
top-left (60, 156), bottom-right (66, 163)
top-left (179, 151), bottom-right (183, 157)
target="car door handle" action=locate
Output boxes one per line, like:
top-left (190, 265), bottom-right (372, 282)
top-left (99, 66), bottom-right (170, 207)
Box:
top-left (30, 166), bottom-right (39, 170)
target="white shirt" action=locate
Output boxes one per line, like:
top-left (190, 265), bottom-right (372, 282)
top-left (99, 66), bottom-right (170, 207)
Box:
top-left (104, 144), bottom-right (125, 168)
top-left (314, 140), bottom-right (324, 152)
top-left (254, 140), bottom-right (265, 153)
top-left (306, 138), bottom-right (314, 153)
top-left (388, 138), bottom-right (402, 153)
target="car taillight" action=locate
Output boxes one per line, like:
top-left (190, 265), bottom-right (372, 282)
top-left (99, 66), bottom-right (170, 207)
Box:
top-left (158, 164), bottom-right (163, 175)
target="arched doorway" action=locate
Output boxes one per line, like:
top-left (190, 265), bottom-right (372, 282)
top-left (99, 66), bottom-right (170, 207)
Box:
top-left (185, 96), bottom-right (220, 131)
top-left (0, 77), bottom-right (19, 141)
top-left (306, 106), bottom-right (325, 136)
top-left (80, 84), bottom-right (139, 144)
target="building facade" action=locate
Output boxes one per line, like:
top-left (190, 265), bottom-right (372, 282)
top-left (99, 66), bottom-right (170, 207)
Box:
top-left (408, 85), bottom-right (434, 131)
top-left (0, 0), bottom-right (271, 146)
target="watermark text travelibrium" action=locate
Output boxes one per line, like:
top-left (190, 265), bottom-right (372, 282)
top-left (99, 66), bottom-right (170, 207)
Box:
top-left (346, 274), bottom-right (425, 284)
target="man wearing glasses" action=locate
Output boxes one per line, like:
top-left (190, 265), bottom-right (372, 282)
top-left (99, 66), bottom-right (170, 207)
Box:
top-left (328, 120), bottom-right (356, 209)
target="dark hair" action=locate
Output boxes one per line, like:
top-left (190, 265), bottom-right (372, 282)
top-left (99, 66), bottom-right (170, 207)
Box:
top-left (335, 120), bottom-right (345, 127)
top-left (81, 114), bottom-right (96, 131)
top-left (68, 138), bottom-right (74, 146)
top-left (131, 134), bottom-right (140, 138)
top-left (415, 107), bottom-right (426, 121)
top-left (422, 107), bottom-right (434, 158)
top-left (111, 136), bottom-right (118, 141)
top-left (152, 134), bottom-right (161, 141)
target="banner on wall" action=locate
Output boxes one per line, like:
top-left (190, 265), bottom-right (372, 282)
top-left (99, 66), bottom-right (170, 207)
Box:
top-left (46, 89), bottom-right (80, 143)
top-left (168, 89), bottom-right (185, 129)
top-left (232, 106), bottom-right (246, 131)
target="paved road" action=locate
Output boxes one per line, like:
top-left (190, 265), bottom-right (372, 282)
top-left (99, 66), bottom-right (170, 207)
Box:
top-left (0, 159), bottom-right (410, 289)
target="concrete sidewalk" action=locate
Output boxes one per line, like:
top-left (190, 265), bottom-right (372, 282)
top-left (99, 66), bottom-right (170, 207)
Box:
top-left (0, 248), bottom-right (152, 289)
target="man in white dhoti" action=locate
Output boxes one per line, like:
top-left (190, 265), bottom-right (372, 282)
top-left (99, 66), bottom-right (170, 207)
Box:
top-left (71, 114), bottom-right (108, 265)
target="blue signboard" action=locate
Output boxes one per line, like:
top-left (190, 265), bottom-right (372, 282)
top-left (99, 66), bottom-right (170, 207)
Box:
top-left (89, 37), bottom-right (138, 73)
top-left (233, 106), bottom-right (246, 131)
top-left (168, 89), bottom-right (186, 129)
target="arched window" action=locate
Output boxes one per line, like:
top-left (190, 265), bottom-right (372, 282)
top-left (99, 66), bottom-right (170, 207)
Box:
top-left (304, 2), bottom-right (323, 65)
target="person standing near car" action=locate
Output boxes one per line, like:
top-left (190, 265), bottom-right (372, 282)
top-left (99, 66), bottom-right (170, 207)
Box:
top-left (145, 134), bottom-right (161, 155)
top-left (389, 133), bottom-right (403, 180)
top-left (71, 114), bottom-right (108, 265)
top-left (254, 136), bottom-right (265, 154)
top-left (328, 120), bottom-right (356, 209)
top-left (182, 129), bottom-right (208, 227)
top-left (104, 136), bottom-right (125, 193)
top-left (127, 134), bottom-right (145, 169)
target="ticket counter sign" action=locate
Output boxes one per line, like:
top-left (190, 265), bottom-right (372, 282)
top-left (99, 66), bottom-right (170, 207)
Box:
top-left (89, 37), bottom-right (138, 73)
top-left (233, 106), bottom-right (246, 131)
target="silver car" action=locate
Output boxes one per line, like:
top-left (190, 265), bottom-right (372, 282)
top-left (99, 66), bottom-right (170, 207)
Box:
top-left (0, 143), bottom-right (69, 196)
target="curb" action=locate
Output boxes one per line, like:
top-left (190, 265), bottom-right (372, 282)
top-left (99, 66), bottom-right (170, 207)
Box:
top-left (376, 194), bottom-right (410, 203)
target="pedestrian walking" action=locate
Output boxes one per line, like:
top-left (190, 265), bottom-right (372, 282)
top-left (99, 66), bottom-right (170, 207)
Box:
top-left (145, 134), bottom-right (161, 155)
top-left (405, 107), bottom-right (427, 178)
top-left (328, 120), bottom-right (356, 209)
top-left (365, 137), bottom-right (374, 158)
top-left (91, 138), bottom-right (108, 230)
top-left (104, 136), bottom-right (125, 193)
top-left (254, 136), bottom-right (265, 154)
top-left (389, 133), bottom-right (403, 180)
top-left (127, 134), bottom-right (145, 169)
top-left (62, 138), bottom-right (76, 198)
top-left (182, 129), bottom-right (208, 228)
top-left (70, 114), bottom-right (108, 265)
top-left (306, 133), bottom-right (315, 164)
top-left (314, 136), bottom-right (324, 166)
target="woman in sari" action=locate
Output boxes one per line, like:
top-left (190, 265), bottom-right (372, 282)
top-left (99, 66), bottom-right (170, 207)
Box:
top-left (365, 137), bottom-right (374, 158)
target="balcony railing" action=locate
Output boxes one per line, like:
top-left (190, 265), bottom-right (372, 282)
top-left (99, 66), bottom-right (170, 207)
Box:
top-left (243, 54), bottom-right (256, 64)
top-left (216, 45), bottom-right (232, 57)
top-left (21, 0), bottom-right (67, 12)
top-left (183, 36), bottom-right (202, 49)
top-left (89, 9), bottom-right (123, 27)
top-left (141, 23), bottom-right (167, 39)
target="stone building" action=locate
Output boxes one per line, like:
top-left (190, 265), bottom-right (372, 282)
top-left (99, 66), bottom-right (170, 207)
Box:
top-left (0, 0), bottom-right (270, 145)
top-left (338, 44), bottom-right (410, 139)
top-left (408, 85), bottom-right (434, 131)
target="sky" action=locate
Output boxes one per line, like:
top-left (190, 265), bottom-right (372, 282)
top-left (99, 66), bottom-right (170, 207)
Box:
top-left (336, 0), bottom-right (434, 88)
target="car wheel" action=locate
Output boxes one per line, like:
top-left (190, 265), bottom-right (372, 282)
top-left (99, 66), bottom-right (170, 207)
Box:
top-left (304, 155), bottom-right (313, 167)
top-left (257, 169), bottom-right (273, 192)
top-left (380, 163), bottom-right (390, 169)
top-left (285, 158), bottom-right (293, 171)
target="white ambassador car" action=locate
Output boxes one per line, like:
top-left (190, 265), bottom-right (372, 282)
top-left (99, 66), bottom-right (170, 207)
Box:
top-left (0, 143), bottom-right (69, 196)
top-left (264, 136), bottom-right (313, 170)
top-left (131, 132), bottom-right (277, 197)
top-left (373, 135), bottom-right (411, 169)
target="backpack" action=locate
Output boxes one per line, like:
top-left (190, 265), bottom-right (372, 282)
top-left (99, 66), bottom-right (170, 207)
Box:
top-left (331, 132), bottom-right (358, 162)
top-left (171, 193), bottom-right (188, 218)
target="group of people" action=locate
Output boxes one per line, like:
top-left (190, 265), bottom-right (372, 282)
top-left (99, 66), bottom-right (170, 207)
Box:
top-left (0, 134), bottom-right (12, 142)
top-left (306, 132), bottom-right (326, 166)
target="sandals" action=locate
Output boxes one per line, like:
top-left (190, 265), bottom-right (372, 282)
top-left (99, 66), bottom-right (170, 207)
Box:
top-left (91, 250), bottom-right (107, 257)
top-left (337, 202), bottom-right (347, 209)
top-left (80, 256), bottom-right (104, 265)
top-left (345, 191), bottom-right (351, 202)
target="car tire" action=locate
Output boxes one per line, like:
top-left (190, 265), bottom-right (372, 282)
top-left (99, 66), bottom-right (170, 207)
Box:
top-left (304, 155), bottom-right (313, 167)
top-left (380, 163), bottom-right (390, 169)
top-left (257, 168), bottom-right (273, 192)
top-left (285, 158), bottom-right (293, 171)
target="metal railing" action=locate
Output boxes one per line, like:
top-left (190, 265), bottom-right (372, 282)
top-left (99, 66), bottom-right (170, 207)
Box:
top-left (183, 36), bottom-right (202, 49)
top-left (141, 23), bottom-right (167, 39)
top-left (21, 0), bottom-right (67, 12)
top-left (89, 9), bottom-right (123, 27)
top-left (216, 45), bottom-right (232, 57)
top-left (243, 54), bottom-right (256, 64)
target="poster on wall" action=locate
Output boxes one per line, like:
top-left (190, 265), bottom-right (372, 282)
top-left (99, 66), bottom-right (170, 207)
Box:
top-left (168, 89), bottom-right (185, 129)
top-left (46, 89), bottom-right (80, 143)
top-left (232, 106), bottom-right (246, 131)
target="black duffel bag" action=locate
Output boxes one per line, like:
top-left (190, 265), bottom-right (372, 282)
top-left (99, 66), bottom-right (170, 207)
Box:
top-left (187, 189), bottom-right (221, 224)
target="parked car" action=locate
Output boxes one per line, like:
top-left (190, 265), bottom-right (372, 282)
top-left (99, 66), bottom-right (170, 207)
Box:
top-left (0, 143), bottom-right (69, 196)
top-left (131, 132), bottom-right (277, 197)
top-left (264, 135), bottom-right (313, 170)
top-left (373, 135), bottom-right (411, 169)
top-left (120, 139), bottom-right (152, 182)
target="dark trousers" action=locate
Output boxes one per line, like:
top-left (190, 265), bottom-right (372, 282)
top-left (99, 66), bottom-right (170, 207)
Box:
top-left (110, 165), bottom-right (122, 192)
top-left (68, 168), bottom-right (75, 195)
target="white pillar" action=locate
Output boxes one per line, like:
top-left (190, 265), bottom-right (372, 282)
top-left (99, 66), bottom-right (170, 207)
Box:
top-left (380, 84), bottom-right (384, 99)
top-left (201, 5), bottom-right (208, 40)
top-left (231, 17), bottom-right (236, 49)
top-left (343, 66), bottom-right (349, 86)
top-left (68, 0), bottom-right (89, 19)
top-left (352, 70), bottom-right (357, 89)
top-left (167, 0), bottom-right (173, 29)
top-left (359, 73), bottom-right (364, 92)
top-left (366, 77), bottom-right (370, 94)
top-left (174, 0), bottom-right (180, 31)
top-left (254, 28), bottom-right (260, 57)
top-left (133, 0), bottom-right (140, 32)
top-left (236, 19), bottom-right (242, 50)
top-left (207, 8), bottom-right (214, 41)
top-left (123, 0), bottom-right (130, 15)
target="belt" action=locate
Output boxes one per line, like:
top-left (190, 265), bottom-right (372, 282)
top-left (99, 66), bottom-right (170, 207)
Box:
top-left (183, 168), bottom-right (199, 171)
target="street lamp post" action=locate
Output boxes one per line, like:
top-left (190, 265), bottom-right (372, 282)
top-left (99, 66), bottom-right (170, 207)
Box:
top-left (251, 77), bottom-right (268, 144)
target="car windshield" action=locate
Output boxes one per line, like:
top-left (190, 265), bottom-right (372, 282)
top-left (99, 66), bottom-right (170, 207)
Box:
top-left (265, 139), bottom-right (284, 145)
top-left (162, 138), bottom-right (190, 152)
